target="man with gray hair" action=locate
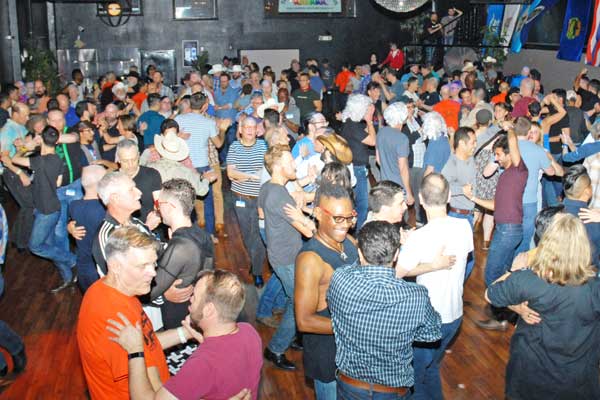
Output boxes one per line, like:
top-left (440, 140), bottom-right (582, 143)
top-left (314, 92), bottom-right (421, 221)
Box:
top-left (116, 139), bottom-right (162, 221)
top-left (460, 87), bottom-right (493, 127)
top-left (376, 102), bottom-right (415, 209)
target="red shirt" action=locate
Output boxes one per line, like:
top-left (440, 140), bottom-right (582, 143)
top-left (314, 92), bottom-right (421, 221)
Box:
top-left (335, 70), bottom-right (355, 93)
top-left (494, 160), bottom-right (528, 224)
top-left (433, 99), bottom-right (461, 132)
top-left (511, 96), bottom-right (536, 118)
top-left (381, 49), bottom-right (405, 70)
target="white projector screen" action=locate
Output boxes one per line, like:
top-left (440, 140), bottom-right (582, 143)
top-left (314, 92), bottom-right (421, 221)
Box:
top-left (239, 49), bottom-right (300, 79)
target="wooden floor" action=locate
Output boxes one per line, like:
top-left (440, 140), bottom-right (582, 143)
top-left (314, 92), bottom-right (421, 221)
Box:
top-left (0, 188), bottom-right (511, 399)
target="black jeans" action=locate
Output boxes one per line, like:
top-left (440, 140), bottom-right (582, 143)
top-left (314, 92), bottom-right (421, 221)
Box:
top-left (233, 194), bottom-right (266, 276)
top-left (3, 170), bottom-right (34, 249)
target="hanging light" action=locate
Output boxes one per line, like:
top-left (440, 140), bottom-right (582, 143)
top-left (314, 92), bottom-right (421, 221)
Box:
top-left (98, 0), bottom-right (133, 27)
top-left (373, 0), bottom-right (430, 13)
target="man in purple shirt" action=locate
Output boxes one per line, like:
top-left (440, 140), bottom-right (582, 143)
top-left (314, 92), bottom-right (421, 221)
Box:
top-left (465, 126), bottom-right (528, 330)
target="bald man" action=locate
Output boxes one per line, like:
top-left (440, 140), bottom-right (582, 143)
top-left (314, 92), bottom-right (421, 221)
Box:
top-left (68, 165), bottom-right (108, 292)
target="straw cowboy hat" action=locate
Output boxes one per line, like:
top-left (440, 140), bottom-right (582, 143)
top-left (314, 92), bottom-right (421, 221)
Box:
top-left (483, 56), bottom-right (497, 64)
top-left (154, 131), bottom-right (189, 162)
top-left (317, 133), bottom-right (353, 165)
top-left (462, 62), bottom-right (477, 72)
top-left (208, 64), bottom-right (228, 74)
top-left (230, 65), bottom-right (244, 73)
top-left (257, 98), bottom-right (285, 119)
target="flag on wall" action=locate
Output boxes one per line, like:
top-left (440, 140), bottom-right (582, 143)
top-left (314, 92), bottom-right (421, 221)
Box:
top-left (586, 0), bottom-right (600, 66)
top-left (483, 5), bottom-right (505, 55)
top-left (510, 0), bottom-right (560, 53)
top-left (500, 4), bottom-right (522, 53)
top-left (557, 0), bottom-right (593, 61)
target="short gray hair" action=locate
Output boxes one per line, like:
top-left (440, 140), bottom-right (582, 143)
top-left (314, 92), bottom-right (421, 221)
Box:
top-left (105, 226), bottom-right (160, 265)
top-left (383, 102), bottom-right (408, 127)
top-left (97, 171), bottom-right (129, 205)
top-left (81, 165), bottom-right (107, 189)
top-left (116, 139), bottom-right (139, 155)
top-left (342, 94), bottom-right (372, 123)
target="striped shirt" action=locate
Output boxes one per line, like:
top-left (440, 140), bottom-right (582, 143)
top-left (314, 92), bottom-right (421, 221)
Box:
top-left (226, 139), bottom-right (267, 197)
top-left (327, 264), bottom-right (442, 387)
top-left (175, 113), bottom-right (217, 168)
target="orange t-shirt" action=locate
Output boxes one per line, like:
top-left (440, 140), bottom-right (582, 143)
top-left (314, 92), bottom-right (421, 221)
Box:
top-left (432, 99), bottom-right (461, 132)
top-left (491, 92), bottom-right (507, 105)
top-left (335, 70), bottom-right (354, 93)
top-left (132, 92), bottom-right (147, 110)
top-left (77, 280), bottom-right (169, 400)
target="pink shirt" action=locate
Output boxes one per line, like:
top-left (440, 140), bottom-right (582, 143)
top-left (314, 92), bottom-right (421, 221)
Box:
top-left (163, 323), bottom-right (263, 400)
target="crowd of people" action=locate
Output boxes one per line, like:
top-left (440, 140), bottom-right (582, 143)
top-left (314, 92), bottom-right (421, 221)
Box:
top-left (1, 38), bottom-right (600, 399)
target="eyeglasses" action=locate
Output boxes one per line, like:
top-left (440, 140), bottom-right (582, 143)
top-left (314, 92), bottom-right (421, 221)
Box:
top-left (319, 206), bottom-right (357, 225)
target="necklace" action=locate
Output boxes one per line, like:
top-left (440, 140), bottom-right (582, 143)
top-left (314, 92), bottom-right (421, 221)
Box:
top-left (316, 232), bottom-right (348, 261)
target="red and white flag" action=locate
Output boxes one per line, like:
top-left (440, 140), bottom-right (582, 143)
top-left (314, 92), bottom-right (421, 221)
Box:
top-left (586, 0), bottom-right (600, 66)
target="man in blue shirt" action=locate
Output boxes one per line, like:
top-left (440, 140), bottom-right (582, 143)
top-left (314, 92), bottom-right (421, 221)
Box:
top-left (308, 66), bottom-right (325, 99)
top-left (328, 220), bottom-right (441, 397)
top-left (137, 94), bottom-right (165, 148)
top-left (515, 117), bottom-right (557, 254)
top-left (214, 74), bottom-right (239, 121)
top-left (562, 165), bottom-right (600, 264)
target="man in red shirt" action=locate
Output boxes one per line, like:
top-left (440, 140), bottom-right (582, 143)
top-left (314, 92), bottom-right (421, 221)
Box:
top-left (379, 42), bottom-right (405, 71)
top-left (433, 84), bottom-right (461, 132)
top-left (511, 78), bottom-right (537, 118)
top-left (107, 268), bottom-right (263, 400)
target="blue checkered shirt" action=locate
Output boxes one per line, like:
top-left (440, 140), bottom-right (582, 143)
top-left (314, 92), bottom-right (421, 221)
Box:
top-left (327, 264), bottom-right (442, 387)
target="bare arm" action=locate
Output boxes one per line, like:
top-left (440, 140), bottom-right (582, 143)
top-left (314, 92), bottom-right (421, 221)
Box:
top-left (313, 100), bottom-right (323, 112)
top-left (294, 252), bottom-right (333, 334)
top-left (507, 128), bottom-right (521, 166)
top-left (398, 157), bottom-right (414, 205)
top-left (226, 165), bottom-right (259, 183)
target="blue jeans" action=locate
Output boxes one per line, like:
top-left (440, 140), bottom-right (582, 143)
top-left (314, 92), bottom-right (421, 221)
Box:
top-left (337, 375), bottom-right (412, 399)
top-left (196, 166), bottom-right (215, 234)
top-left (516, 202), bottom-right (537, 254)
top-left (55, 179), bottom-right (83, 253)
top-left (412, 317), bottom-right (462, 400)
top-left (485, 223), bottom-right (523, 287)
top-left (448, 211), bottom-right (475, 280)
top-left (257, 273), bottom-right (287, 318)
top-left (353, 166), bottom-right (369, 229)
top-left (30, 210), bottom-right (77, 282)
top-left (267, 263), bottom-right (296, 354)
top-left (0, 271), bottom-right (24, 371)
top-left (315, 379), bottom-right (337, 400)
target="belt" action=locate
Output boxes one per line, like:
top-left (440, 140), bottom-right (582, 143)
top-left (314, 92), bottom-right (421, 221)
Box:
top-left (233, 191), bottom-right (257, 201)
top-left (338, 372), bottom-right (409, 395)
top-left (449, 206), bottom-right (473, 215)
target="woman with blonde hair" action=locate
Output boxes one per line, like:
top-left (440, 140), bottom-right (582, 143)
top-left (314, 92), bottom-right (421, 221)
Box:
top-left (486, 213), bottom-right (600, 400)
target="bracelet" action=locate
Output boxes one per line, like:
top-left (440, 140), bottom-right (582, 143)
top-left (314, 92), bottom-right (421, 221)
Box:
top-left (128, 352), bottom-right (144, 360)
top-left (177, 327), bottom-right (187, 344)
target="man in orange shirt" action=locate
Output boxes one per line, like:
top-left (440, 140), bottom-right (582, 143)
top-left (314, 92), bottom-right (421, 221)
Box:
top-left (491, 81), bottom-right (509, 105)
top-left (334, 63), bottom-right (355, 112)
top-left (433, 84), bottom-right (460, 132)
top-left (77, 227), bottom-right (196, 399)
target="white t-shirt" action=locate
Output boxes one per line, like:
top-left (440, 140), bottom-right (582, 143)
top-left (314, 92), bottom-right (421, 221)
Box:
top-left (396, 216), bottom-right (473, 323)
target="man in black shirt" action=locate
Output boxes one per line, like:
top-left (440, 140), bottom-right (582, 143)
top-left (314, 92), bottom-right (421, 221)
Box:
top-left (5, 126), bottom-right (77, 293)
top-left (116, 139), bottom-right (162, 221)
top-left (0, 92), bottom-right (10, 129)
top-left (424, 12), bottom-right (443, 66)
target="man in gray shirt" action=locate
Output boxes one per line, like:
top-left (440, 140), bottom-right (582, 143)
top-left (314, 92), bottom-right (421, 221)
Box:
top-left (376, 102), bottom-right (415, 206)
top-left (442, 127), bottom-right (477, 223)
top-left (258, 145), bottom-right (314, 371)
top-left (442, 127), bottom-right (477, 279)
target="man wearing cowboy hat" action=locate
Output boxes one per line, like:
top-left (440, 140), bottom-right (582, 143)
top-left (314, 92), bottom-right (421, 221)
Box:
top-left (230, 65), bottom-right (244, 90)
top-left (149, 120), bottom-right (210, 197)
top-left (208, 64), bottom-right (229, 93)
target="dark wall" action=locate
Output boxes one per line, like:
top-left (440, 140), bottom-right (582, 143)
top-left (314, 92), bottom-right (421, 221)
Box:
top-left (53, 0), bottom-right (430, 80)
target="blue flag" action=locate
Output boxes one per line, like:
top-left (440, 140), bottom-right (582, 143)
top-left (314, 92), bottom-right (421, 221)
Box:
top-left (511, 0), bottom-right (560, 53)
top-left (557, 0), bottom-right (594, 61)
top-left (483, 5), bottom-right (505, 55)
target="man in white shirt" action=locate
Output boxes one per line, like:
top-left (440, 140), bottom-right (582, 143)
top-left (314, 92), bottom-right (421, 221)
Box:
top-left (395, 173), bottom-right (473, 400)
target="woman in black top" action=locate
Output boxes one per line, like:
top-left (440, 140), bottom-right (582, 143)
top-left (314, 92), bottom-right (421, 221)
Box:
top-left (486, 214), bottom-right (600, 400)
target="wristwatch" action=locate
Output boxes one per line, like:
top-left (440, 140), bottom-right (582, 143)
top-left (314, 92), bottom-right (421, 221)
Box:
top-left (128, 352), bottom-right (144, 360)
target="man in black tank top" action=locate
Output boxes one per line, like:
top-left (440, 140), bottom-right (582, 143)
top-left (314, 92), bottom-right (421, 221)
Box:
top-left (295, 183), bottom-right (358, 399)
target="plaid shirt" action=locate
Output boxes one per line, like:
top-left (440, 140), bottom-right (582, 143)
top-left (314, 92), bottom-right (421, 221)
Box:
top-left (327, 264), bottom-right (441, 387)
